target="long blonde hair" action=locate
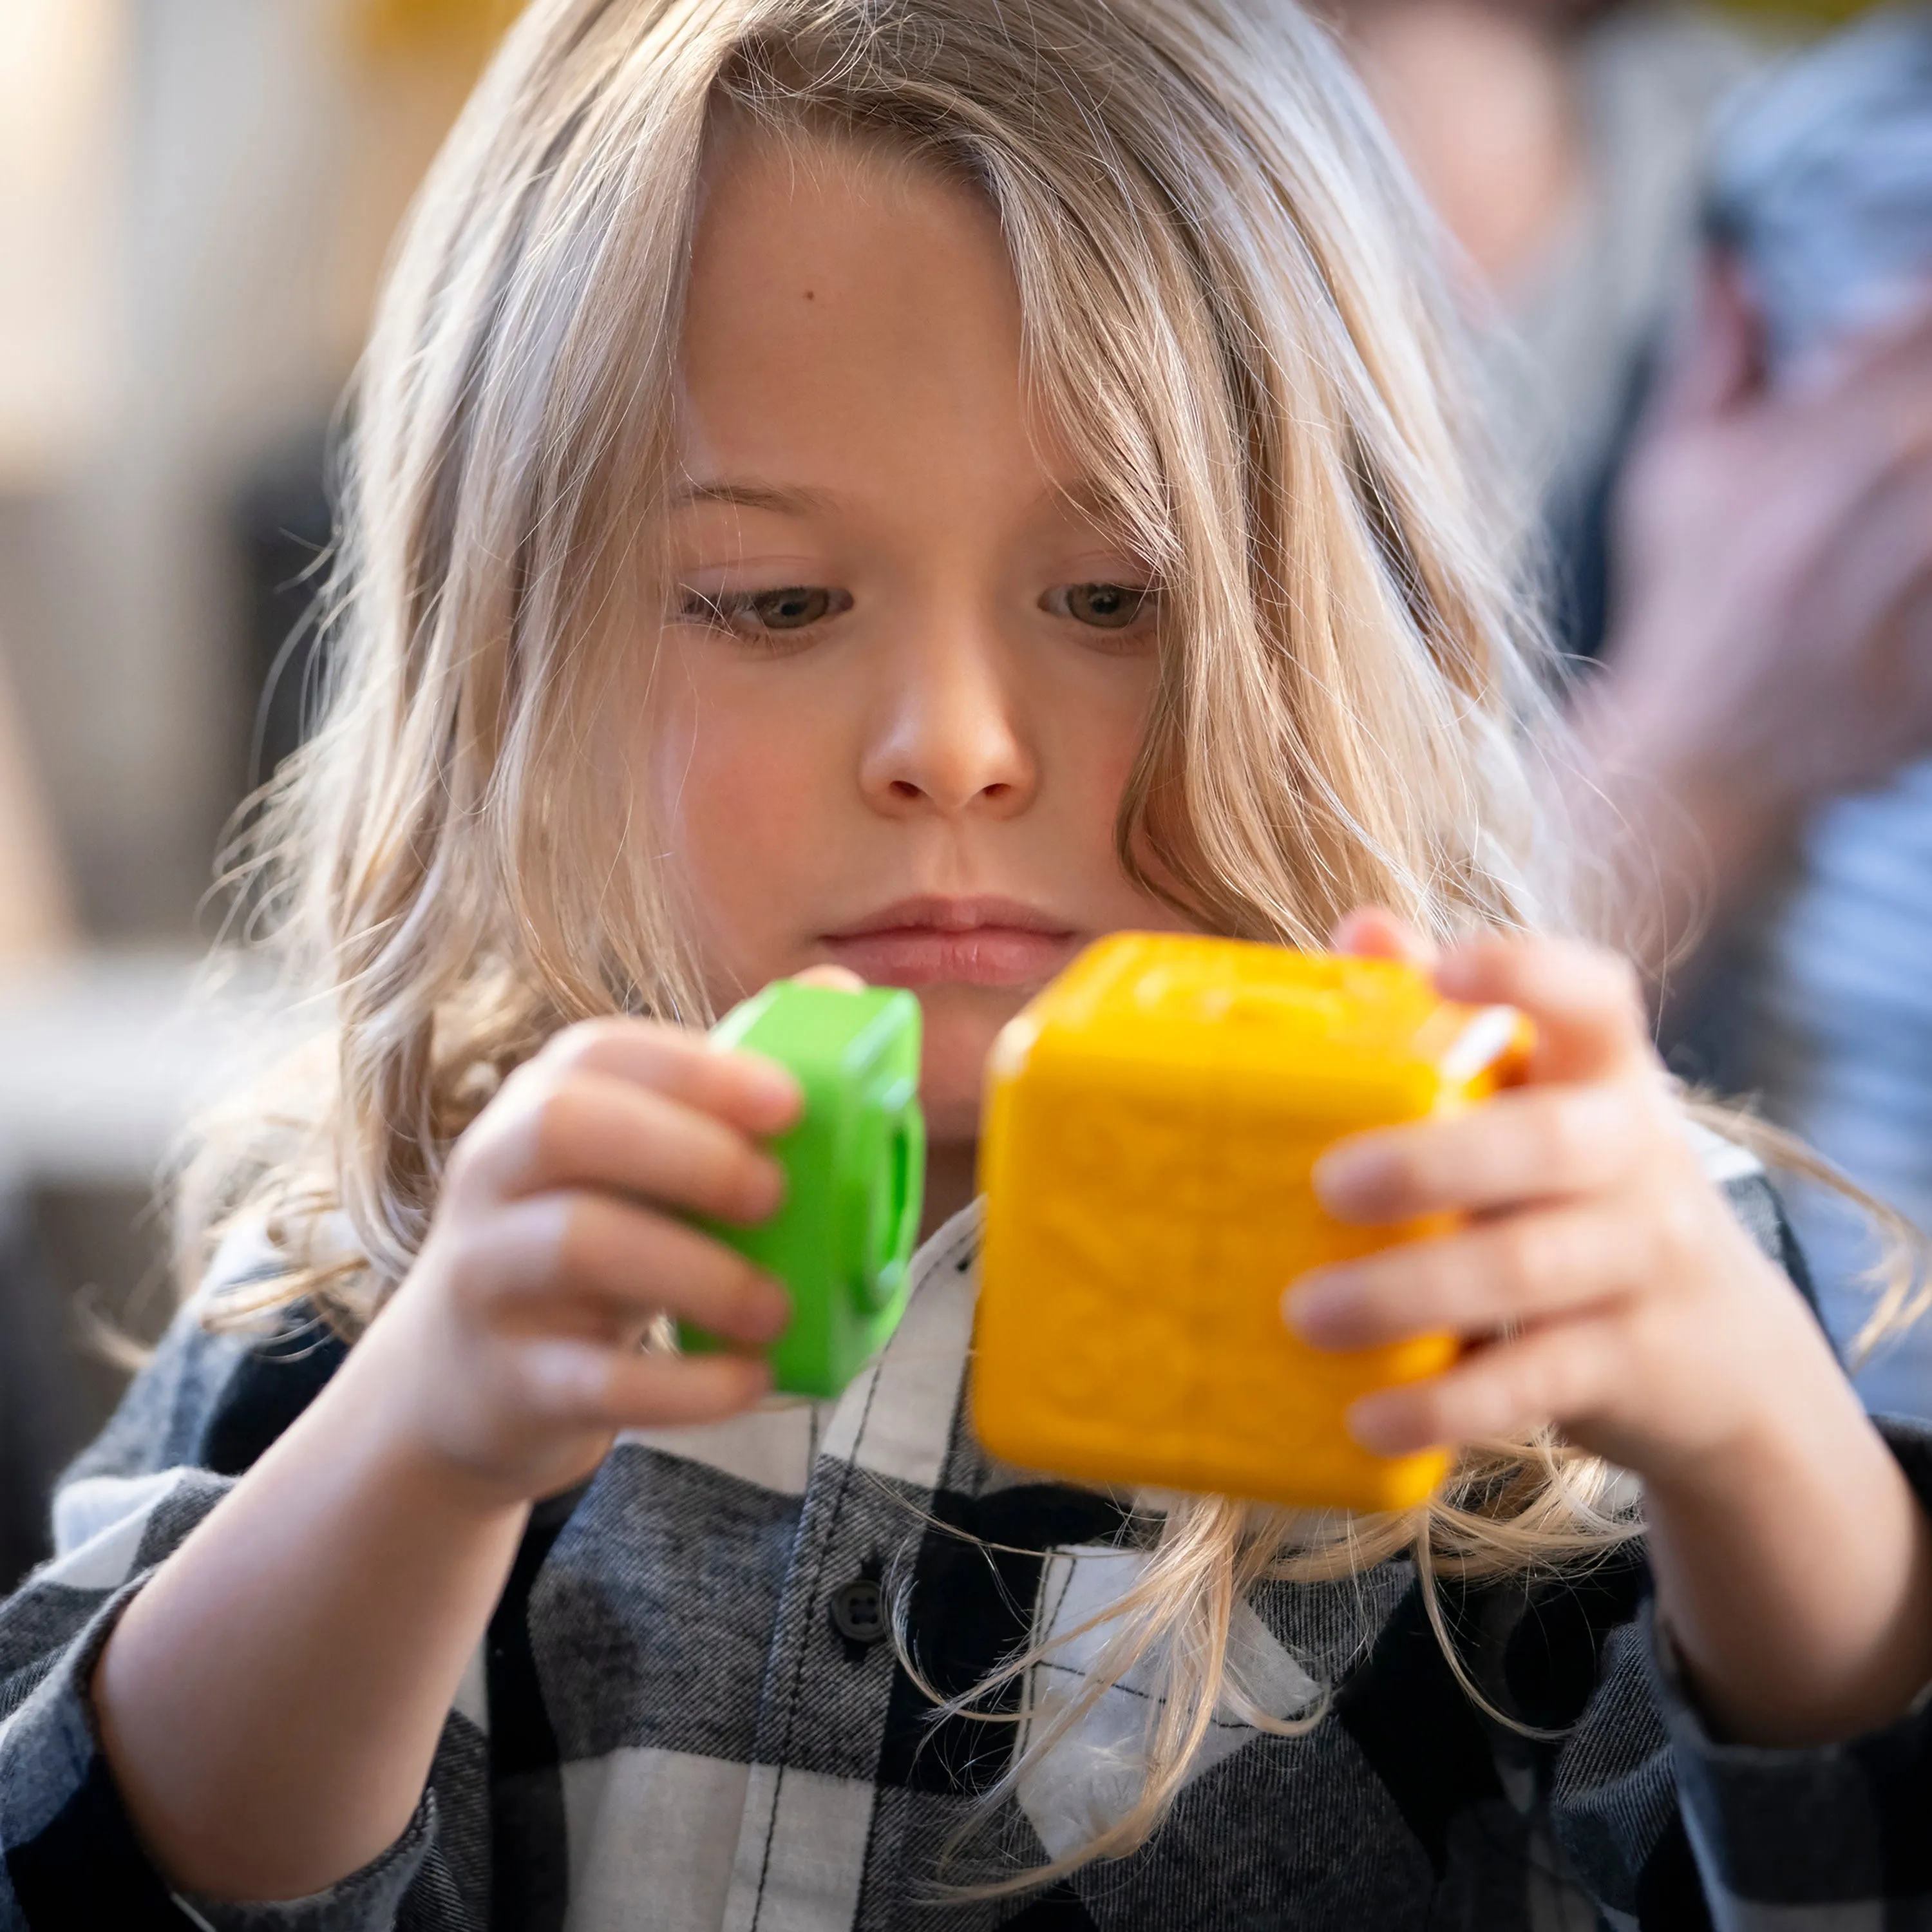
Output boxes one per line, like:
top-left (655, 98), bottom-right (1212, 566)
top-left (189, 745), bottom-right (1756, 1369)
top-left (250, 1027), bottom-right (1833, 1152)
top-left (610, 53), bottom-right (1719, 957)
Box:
top-left (180, 0), bottom-right (1917, 1885)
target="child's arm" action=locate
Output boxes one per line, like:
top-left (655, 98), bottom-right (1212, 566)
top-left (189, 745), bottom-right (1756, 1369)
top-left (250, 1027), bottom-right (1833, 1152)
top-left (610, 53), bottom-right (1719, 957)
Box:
top-left (1285, 916), bottom-right (1932, 1747)
top-left (91, 1018), bottom-right (799, 1904)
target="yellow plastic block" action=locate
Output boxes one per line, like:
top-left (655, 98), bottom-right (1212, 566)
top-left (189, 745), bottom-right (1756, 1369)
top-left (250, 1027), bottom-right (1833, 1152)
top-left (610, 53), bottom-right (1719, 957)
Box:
top-left (973, 934), bottom-right (1530, 1513)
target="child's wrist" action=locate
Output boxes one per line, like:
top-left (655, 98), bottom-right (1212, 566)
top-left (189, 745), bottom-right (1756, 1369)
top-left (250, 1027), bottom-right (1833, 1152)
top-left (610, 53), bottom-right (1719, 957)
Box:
top-left (321, 1328), bottom-right (544, 1530)
top-left (370, 1424), bottom-right (547, 1528)
top-left (1642, 1394), bottom-right (1932, 1747)
top-left (1638, 1342), bottom-right (1875, 1529)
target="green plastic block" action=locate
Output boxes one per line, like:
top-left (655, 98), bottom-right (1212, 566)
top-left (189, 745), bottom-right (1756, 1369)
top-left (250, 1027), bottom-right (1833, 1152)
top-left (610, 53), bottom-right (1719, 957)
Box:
top-left (680, 980), bottom-right (926, 1399)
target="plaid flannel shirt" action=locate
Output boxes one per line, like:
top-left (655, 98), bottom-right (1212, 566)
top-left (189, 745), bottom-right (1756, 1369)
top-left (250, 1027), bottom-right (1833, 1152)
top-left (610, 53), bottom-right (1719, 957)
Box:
top-left (3, 1148), bottom-right (1931, 1931)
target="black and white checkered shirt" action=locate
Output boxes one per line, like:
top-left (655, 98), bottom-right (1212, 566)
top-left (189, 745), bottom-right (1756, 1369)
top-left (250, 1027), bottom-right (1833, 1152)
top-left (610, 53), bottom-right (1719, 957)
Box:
top-left (4, 1152), bottom-right (1931, 1930)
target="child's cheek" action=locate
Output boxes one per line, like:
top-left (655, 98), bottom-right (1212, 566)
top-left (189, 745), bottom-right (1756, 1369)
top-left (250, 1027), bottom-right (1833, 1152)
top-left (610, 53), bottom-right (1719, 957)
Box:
top-left (636, 663), bottom-right (844, 983)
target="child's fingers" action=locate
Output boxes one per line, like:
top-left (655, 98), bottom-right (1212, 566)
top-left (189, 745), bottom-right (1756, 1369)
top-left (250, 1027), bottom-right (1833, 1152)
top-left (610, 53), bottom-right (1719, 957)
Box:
top-left (600, 1349), bottom-right (775, 1428)
top-left (473, 1193), bottom-right (791, 1346)
top-left (457, 1070), bottom-right (784, 1224)
top-left (1331, 907), bottom-right (1437, 968)
top-left (516, 1338), bottom-right (772, 1431)
top-left (1344, 1314), bottom-right (1625, 1456)
top-left (1283, 1201), bottom-right (1636, 1350)
top-left (1312, 1081), bottom-right (1644, 1224)
top-left (1434, 936), bottom-right (1651, 1085)
top-left (538, 1018), bottom-right (803, 1135)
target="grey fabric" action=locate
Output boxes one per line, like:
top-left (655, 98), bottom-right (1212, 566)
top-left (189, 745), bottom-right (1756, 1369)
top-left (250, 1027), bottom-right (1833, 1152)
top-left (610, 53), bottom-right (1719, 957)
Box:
top-left (175, 1801), bottom-right (440, 1932)
top-left (3, 1164), bottom-right (1930, 1931)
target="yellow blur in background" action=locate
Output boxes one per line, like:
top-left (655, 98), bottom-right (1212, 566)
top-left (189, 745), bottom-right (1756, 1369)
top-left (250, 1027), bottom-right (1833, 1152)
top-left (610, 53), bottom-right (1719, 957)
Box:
top-left (0, 0), bottom-right (519, 953)
top-left (356, 0), bottom-right (525, 58)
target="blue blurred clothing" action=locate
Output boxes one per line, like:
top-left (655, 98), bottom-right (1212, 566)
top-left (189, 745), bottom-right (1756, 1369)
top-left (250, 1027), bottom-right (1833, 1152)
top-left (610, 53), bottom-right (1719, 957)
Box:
top-left (1710, 8), bottom-right (1932, 1419)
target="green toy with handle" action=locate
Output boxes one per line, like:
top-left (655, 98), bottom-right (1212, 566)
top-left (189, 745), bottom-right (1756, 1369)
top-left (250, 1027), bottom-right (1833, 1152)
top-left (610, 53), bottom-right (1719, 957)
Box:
top-left (679, 980), bottom-right (926, 1398)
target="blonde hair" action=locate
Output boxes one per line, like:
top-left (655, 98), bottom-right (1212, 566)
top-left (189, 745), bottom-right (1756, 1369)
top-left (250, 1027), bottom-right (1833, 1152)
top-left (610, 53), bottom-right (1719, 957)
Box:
top-left (180, 0), bottom-right (1920, 1888)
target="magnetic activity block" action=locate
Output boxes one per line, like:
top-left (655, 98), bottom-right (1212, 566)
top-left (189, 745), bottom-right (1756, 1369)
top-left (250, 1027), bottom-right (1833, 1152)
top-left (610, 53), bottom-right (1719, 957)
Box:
top-left (681, 981), bottom-right (925, 1399)
top-left (974, 934), bottom-right (1531, 1512)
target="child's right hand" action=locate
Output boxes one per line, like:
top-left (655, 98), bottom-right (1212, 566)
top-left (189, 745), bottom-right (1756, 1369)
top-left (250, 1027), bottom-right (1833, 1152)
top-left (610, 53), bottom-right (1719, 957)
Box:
top-left (350, 1016), bottom-right (802, 1508)
top-left (95, 992), bottom-right (864, 1904)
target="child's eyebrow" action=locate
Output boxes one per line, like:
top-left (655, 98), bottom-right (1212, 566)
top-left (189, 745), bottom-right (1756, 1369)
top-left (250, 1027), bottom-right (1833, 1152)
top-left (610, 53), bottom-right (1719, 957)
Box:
top-left (668, 476), bottom-right (1146, 551)
top-left (669, 479), bottom-right (839, 517)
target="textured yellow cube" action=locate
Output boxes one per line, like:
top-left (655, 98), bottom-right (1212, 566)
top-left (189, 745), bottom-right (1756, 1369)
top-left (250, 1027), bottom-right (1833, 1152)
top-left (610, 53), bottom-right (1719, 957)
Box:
top-left (973, 934), bottom-right (1530, 1513)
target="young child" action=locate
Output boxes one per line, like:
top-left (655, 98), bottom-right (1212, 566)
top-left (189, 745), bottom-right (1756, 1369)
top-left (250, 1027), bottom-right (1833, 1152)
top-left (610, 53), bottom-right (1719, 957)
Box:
top-left (5, 0), bottom-right (1931, 1924)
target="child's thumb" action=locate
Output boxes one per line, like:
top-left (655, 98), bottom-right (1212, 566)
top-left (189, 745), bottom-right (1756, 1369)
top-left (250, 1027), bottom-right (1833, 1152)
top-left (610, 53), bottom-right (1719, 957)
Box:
top-left (793, 963), bottom-right (868, 994)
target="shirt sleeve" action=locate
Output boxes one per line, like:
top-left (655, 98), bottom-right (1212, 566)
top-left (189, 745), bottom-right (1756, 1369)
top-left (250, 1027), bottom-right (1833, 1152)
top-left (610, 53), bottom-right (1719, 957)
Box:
top-left (1653, 1416), bottom-right (1932, 1924)
top-left (1539, 1417), bottom-right (1932, 1926)
top-left (1512, 1157), bottom-right (1931, 1924)
top-left (0, 1248), bottom-right (489, 1930)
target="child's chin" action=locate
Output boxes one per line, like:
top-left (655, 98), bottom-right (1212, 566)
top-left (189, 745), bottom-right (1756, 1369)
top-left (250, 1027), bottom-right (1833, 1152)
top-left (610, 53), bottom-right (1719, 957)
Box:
top-left (917, 1058), bottom-right (996, 1141)
top-left (920, 1090), bottom-right (989, 1144)
top-left (914, 985), bottom-right (1030, 1138)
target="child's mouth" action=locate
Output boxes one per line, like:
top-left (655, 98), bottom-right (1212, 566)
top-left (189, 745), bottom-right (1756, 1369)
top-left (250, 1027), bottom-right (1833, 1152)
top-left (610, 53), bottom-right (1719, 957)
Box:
top-left (820, 896), bottom-right (1081, 987)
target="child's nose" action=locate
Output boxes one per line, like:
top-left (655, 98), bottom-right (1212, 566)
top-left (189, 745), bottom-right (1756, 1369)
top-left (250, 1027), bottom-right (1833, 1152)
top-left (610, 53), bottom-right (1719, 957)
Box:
top-left (857, 625), bottom-right (1037, 819)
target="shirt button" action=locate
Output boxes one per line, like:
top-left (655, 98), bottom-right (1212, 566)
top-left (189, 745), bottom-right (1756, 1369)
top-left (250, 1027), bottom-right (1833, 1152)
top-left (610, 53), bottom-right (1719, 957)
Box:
top-left (830, 1577), bottom-right (887, 1645)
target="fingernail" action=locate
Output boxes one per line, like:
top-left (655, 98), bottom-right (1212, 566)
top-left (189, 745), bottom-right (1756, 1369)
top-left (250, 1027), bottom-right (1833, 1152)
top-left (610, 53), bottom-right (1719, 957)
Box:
top-left (749, 1275), bottom-right (793, 1341)
top-left (758, 1153), bottom-right (789, 1209)
top-left (1311, 1143), bottom-right (1390, 1218)
top-left (739, 1055), bottom-right (803, 1122)
top-left (1344, 1391), bottom-right (1415, 1457)
top-left (734, 1356), bottom-right (775, 1403)
top-left (732, 1153), bottom-right (786, 1224)
top-left (1282, 1268), bottom-right (1359, 1345)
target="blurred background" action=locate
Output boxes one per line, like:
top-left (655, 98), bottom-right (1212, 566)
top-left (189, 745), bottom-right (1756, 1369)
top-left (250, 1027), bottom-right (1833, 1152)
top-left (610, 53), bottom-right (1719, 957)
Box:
top-left (0, 0), bottom-right (1927, 1588)
top-left (0, 0), bottom-right (516, 1585)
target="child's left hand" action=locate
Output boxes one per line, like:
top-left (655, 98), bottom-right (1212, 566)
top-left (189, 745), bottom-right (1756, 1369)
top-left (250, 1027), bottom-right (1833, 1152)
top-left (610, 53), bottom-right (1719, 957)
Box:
top-left (1283, 910), bottom-right (1832, 1480)
top-left (1283, 909), bottom-right (1932, 1748)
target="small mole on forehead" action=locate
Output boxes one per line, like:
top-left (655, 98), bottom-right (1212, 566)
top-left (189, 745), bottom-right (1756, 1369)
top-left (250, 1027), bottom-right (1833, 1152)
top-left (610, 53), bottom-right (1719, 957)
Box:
top-left (804, 289), bottom-right (815, 300)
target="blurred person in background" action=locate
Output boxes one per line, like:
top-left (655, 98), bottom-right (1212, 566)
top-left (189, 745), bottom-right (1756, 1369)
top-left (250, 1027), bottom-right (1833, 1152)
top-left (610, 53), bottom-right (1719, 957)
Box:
top-left (1575, 14), bottom-right (1932, 1415)
top-left (1343, 0), bottom-right (1932, 1413)
top-left (1338, 0), bottom-right (1762, 636)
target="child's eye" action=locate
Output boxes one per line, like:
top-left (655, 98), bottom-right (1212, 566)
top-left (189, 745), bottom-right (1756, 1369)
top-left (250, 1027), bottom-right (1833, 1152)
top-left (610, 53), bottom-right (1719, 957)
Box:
top-left (1043, 582), bottom-right (1159, 633)
top-left (681, 585), bottom-right (853, 639)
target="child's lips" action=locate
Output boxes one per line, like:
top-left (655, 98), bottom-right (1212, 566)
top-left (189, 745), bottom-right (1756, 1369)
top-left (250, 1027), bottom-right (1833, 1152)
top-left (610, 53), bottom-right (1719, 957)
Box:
top-left (820, 925), bottom-right (1082, 987)
top-left (819, 898), bottom-right (1081, 986)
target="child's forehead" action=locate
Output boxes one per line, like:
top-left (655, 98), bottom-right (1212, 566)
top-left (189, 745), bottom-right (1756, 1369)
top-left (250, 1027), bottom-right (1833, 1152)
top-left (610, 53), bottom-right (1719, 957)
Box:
top-left (672, 128), bottom-right (1132, 535)
top-left (685, 118), bottom-right (1004, 308)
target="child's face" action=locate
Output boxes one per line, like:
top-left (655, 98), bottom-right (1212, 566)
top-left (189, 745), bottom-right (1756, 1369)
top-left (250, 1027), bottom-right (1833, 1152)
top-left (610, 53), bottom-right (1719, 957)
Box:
top-left (645, 129), bottom-right (1193, 1142)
